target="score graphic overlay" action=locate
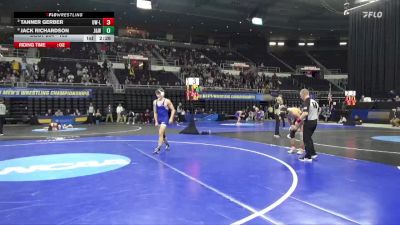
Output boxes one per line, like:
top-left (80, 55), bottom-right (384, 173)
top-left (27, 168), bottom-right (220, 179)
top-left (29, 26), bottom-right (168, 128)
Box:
top-left (186, 77), bottom-right (201, 101)
top-left (345, 90), bottom-right (357, 106)
top-left (14, 12), bottom-right (115, 48)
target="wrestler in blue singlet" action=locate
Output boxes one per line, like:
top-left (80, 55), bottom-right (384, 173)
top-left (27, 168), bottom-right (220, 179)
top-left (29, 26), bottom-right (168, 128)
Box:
top-left (156, 99), bottom-right (170, 125)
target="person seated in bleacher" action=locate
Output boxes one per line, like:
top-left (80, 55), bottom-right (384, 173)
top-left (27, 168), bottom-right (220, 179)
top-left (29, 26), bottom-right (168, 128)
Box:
top-left (390, 107), bottom-right (400, 127)
top-left (255, 107), bottom-right (265, 122)
top-left (267, 105), bottom-right (274, 120)
top-left (45, 109), bottom-right (53, 116)
top-left (95, 109), bottom-right (102, 125)
top-left (65, 109), bottom-right (73, 116)
top-left (54, 109), bottom-right (64, 117)
top-left (321, 105), bottom-right (331, 122)
top-left (354, 115), bottom-right (363, 125)
top-left (144, 109), bottom-right (151, 124)
top-left (338, 115), bottom-right (347, 124)
top-left (138, 113), bottom-right (145, 124)
top-left (246, 109), bottom-right (255, 122)
top-left (74, 109), bottom-right (81, 116)
top-left (180, 109), bottom-right (186, 122)
top-left (359, 95), bottom-right (365, 102)
top-left (126, 110), bottom-right (137, 125)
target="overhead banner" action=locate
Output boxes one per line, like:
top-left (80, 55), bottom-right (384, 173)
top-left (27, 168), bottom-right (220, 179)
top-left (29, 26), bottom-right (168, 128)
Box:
top-left (0, 88), bottom-right (92, 98)
top-left (199, 92), bottom-right (271, 101)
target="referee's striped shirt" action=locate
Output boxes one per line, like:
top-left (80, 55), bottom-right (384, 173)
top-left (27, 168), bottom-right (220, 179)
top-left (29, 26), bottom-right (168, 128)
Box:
top-left (302, 98), bottom-right (319, 121)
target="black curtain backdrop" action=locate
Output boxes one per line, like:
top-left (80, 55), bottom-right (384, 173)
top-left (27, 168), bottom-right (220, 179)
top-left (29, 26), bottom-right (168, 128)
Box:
top-left (348, 0), bottom-right (400, 97)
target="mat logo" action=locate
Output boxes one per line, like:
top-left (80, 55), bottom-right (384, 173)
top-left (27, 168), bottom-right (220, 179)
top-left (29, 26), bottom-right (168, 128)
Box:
top-left (0, 159), bottom-right (128, 175)
top-left (0, 153), bottom-right (131, 182)
top-left (363, 11), bottom-right (383, 19)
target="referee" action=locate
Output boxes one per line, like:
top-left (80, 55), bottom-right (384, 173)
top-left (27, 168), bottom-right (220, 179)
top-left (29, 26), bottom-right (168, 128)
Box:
top-left (292, 89), bottom-right (319, 162)
top-left (0, 99), bottom-right (6, 136)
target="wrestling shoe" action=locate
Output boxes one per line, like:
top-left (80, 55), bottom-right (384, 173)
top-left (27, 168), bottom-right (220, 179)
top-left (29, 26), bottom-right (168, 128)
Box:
top-left (287, 147), bottom-right (297, 154)
top-left (153, 147), bottom-right (161, 155)
top-left (298, 156), bottom-right (312, 162)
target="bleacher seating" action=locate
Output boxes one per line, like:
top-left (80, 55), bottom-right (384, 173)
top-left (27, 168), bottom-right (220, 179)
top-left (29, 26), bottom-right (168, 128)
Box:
top-left (37, 59), bottom-right (108, 84)
top-left (200, 48), bottom-right (249, 64)
top-left (102, 42), bottom-right (153, 56)
top-left (273, 50), bottom-right (316, 69)
top-left (115, 69), bottom-right (181, 86)
top-left (293, 75), bottom-right (339, 91)
top-left (239, 49), bottom-right (291, 72)
top-left (40, 43), bottom-right (99, 60)
top-left (0, 35), bottom-right (350, 122)
top-left (310, 50), bottom-right (348, 73)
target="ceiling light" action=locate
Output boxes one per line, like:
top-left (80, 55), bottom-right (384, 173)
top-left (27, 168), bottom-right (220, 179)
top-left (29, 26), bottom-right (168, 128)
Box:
top-left (137, 0), bottom-right (152, 10)
top-left (252, 17), bottom-right (263, 26)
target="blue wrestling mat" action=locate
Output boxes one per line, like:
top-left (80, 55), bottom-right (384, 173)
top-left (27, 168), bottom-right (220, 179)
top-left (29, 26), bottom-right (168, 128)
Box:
top-left (0, 135), bottom-right (398, 224)
top-left (371, 136), bottom-right (400, 143)
top-left (32, 128), bottom-right (88, 132)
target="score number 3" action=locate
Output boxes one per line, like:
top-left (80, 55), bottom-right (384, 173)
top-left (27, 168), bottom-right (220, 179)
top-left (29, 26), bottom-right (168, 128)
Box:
top-left (102, 18), bottom-right (115, 26)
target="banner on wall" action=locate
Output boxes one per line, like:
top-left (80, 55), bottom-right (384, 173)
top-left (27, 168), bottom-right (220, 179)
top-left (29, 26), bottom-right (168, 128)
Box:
top-left (199, 92), bottom-right (272, 101)
top-left (0, 88), bottom-right (92, 98)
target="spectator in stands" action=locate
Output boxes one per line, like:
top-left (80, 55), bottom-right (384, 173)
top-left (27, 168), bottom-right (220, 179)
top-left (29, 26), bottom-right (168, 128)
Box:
top-left (390, 107), bottom-right (400, 127)
top-left (320, 105), bottom-right (331, 122)
top-left (395, 95), bottom-right (400, 102)
top-left (76, 62), bottom-right (82, 70)
top-left (136, 113), bottom-right (144, 124)
top-left (21, 57), bottom-right (27, 77)
top-left (181, 109), bottom-right (186, 122)
top-left (271, 73), bottom-right (279, 89)
top-left (67, 73), bottom-right (75, 83)
top-left (274, 96), bottom-right (284, 138)
top-left (54, 109), bottom-right (63, 117)
top-left (116, 104), bottom-right (124, 123)
top-left (126, 110), bottom-right (137, 125)
top-left (65, 109), bottom-right (73, 116)
top-left (121, 108), bottom-right (127, 123)
top-left (177, 103), bottom-right (183, 122)
top-left (45, 109), bottom-right (53, 116)
top-left (268, 105), bottom-right (274, 120)
top-left (62, 66), bottom-right (70, 76)
top-left (247, 110), bottom-right (255, 122)
top-left (144, 109), bottom-right (151, 124)
top-left (11, 60), bottom-right (20, 75)
top-left (74, 109), bottom-right (81, 116)
top-left (360, 95), bottom-right (365, 102)
top-left (124, 77), bottom-right (131, 85)
top-left (0, 99), bottom-right (6, 136)
top-left (95, 109), bottom-right (102, 125)
top-left (354, 115), bottom-right (363, 125)
top-left (87, 103), bottom-right (95, 125)
top-left (338, 115), bottom-right (347, 124)
top-left (105, 104), bottom-right (114, 123)
top-left (255, 107), bottom-right (265, 122)
top-left (10, 73), bottom-right (17, 83)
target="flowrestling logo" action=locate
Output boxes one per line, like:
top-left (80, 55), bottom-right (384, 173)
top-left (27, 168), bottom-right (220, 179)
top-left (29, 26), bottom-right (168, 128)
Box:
top-left (0, 153), bottom-right (130, 181)
top-left (362, 11), bottom-right (383, 18)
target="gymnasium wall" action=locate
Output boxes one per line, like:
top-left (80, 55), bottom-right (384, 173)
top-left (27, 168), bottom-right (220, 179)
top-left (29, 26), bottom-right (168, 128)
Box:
top-left (348, 0), bottom-right (400, 97)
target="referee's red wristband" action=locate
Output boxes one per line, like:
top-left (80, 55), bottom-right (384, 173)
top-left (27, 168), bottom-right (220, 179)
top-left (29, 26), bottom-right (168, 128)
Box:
top-left (296, 119), bottom-right (302, 123)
